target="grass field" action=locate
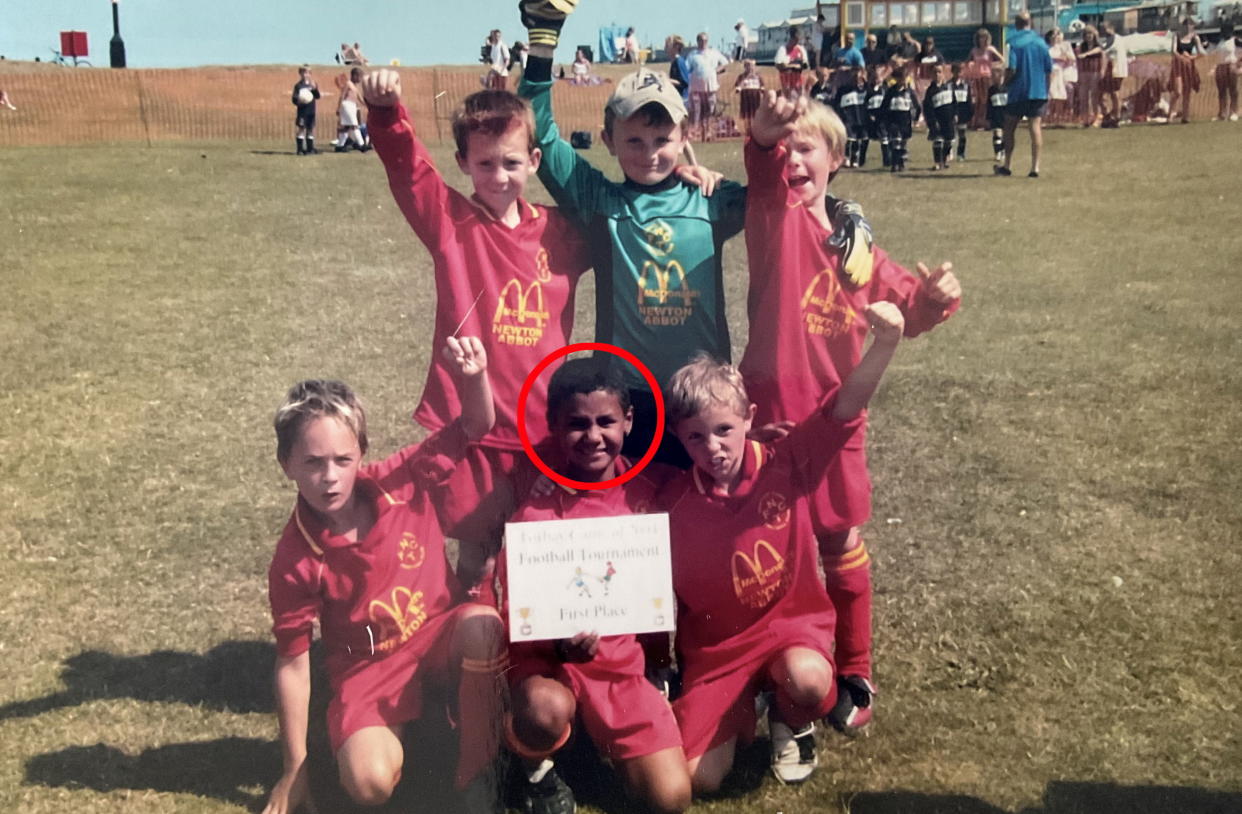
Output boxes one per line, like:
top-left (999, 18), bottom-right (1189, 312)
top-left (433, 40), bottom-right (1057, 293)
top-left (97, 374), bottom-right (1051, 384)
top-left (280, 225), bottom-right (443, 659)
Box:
top-left (1, 122), bottom-right (1240, 814)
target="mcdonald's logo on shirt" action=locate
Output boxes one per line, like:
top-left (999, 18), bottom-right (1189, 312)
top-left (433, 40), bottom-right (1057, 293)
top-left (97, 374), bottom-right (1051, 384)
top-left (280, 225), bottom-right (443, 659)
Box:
top-left (731, 539), bottom-right (789, 609)
top-left (493, 279), bottom-right (550, 347)
top-left (637, 260), bottom-right (700, 327)
top-left (799, 268), bottom-right (857, 339)
top-left (368, 586), bottom-right (428, 651)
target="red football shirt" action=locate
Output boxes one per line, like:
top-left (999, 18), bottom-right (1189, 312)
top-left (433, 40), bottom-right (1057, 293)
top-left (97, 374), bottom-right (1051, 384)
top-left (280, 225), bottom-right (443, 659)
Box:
top-left (268, 422), bottom-right (469, 682)
top-left (499, 458), bottom-right (677, 680)
top-left (738, 138), bottom-right (959, 425)
top-left (662, 408), bottom-right (864, 688)
top-left (369, 103), bottom-right (590, 450)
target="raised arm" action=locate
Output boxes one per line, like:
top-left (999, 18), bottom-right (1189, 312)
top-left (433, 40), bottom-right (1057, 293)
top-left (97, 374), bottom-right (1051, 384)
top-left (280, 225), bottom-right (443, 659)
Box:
top-left (442, 336), bottom-right (495, 441)
top-left (362, 69), bottom-right (452, 247)
top-left (832, 302), bottom-right (904, 420)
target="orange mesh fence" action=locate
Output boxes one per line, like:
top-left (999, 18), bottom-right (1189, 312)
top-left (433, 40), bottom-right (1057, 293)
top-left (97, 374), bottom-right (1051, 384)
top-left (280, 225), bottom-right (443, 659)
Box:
top-left (0, 65), bottom-right (618, 147)
top-left (0, 60), bottom-right (1227, 148)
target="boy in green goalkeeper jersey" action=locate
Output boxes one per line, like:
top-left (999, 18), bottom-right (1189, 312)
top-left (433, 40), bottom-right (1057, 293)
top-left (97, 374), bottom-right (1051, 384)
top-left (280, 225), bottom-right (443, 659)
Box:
top-left (518, 0), bottom-right (746, 467)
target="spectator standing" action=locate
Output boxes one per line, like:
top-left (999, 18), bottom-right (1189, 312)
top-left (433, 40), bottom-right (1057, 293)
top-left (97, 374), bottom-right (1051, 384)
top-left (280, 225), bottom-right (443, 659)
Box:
top-left (916, 37), bottom-right (946, 106)
top-left (814, 2), bottom-right (840, 68)
top-left (861, 33), bottom-right (885, 70)
top-left (486, 29), bottom-right (511, 90)
top-left (622, 27), bottom-right (640, 63)
top-left (1045, 29), bottom-right (1076, 125)
top-left (1213, 21), bottom-right (1239, 120)
top-left (1076, 26), bottom-right (1104, 126)
top-left (666, 35), bottom-right (692, 102)
top-left (510, 41), bottom-right (528, 75)
top-left (733, 19), bottom-right (750, 62)
top-left (734, 58), bottom-right (765, 123)
top-left (776, 27), bottom-right (811, 93)
top-left (1100, 21), bottom-right (1130, 125)
top-left (832, 32), bottom-right (866, 87)
top-left (886, 26), bottom-right (919, 67)
top-left (968, 28), bottom-right (1004, 127)
top-left (997, 11), bottom-right (1052, 178)
top-left (686, 32), bottom-right (730, 131)
top-left (1170, 17), bottom-right (1204, 123)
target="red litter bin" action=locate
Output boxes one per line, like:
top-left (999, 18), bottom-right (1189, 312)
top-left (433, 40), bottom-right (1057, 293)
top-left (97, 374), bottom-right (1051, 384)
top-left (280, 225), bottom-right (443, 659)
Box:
top-left (60, 30), bottom-right (89, 59)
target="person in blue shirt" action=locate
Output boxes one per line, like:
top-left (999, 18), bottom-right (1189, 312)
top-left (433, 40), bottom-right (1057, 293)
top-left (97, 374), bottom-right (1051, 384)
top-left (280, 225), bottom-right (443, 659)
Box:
top-left (997, 11), bottom-right (1053, 178)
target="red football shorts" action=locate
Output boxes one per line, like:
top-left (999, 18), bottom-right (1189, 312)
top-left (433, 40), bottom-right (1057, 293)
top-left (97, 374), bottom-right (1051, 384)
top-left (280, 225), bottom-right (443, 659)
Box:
top-left (327, 603), bottom-right (477, 752)
top-left (509, 641), bottom-right (682, 761)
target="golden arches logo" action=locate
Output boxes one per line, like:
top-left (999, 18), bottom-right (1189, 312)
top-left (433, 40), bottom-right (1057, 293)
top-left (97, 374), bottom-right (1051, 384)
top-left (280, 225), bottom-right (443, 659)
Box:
top-left (730, 540), bottom-right (789, 609)
top-left (494, 279), bottom-right (550, 329)
top-left (799, 268), bottom-right (857, 336)
top-left (637, 260), bottom-right (699, 306)
top-left (368, 587), bottom-right (428, 651)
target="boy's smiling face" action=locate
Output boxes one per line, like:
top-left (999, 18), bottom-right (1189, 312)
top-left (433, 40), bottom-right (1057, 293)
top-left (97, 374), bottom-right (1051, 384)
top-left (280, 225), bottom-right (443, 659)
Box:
top-left (785, 129), bottom-right (844, 208)
top-left (602, 115), bottom-right (687, 186)
top-left (552, 389), bottom-right (633, 482)
top-left (674, 402), bottom-right (755, 492)
top-left (456, 122), bottom-right (541, 219)
top-left (281, 415), bottom-right (363, 530)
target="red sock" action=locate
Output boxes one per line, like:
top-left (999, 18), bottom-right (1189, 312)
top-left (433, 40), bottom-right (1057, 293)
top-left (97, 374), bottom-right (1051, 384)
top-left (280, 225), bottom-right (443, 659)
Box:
top-left (454, 653), bottom-right (507, 789)
top-left (822, 539), bottom-right (873, 679)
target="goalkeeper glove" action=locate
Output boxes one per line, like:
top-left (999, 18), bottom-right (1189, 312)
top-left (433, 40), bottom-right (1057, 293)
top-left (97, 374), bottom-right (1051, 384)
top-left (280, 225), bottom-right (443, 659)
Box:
top-left (826, 197), bottom-right (875, 288)
top-left (519, 0), bottom-right (579, 49)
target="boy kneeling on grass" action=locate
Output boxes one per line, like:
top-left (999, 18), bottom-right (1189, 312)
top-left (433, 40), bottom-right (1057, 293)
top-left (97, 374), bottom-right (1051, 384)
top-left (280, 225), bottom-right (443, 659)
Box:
top-left (498, 358), bottom-right (691, 814)
top-left (264, 338), bottom-right (506, 814)
top-left (662, 303), bottom-right (905, 792)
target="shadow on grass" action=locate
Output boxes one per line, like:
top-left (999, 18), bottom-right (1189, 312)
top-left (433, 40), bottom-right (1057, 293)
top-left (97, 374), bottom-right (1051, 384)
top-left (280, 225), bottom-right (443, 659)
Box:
top-left (23, 702), bottom-right (481, 813)
top-left (24, 737), bottom-right (277, 808)
top-left (848, 781), bottom-right (1242, 814)
top-left (0, 641), bottom-right (275, 720)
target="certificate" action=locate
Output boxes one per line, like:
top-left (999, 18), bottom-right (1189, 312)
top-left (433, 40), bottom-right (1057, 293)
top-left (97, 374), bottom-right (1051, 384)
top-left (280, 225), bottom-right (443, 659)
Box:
top-left (504, 512), bottom-right (674, 642)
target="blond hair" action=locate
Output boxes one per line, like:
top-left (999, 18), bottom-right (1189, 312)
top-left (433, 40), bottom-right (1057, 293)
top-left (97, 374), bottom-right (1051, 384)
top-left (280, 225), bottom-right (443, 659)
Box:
top-left (794, 98), bottom-right (847, 159)
top-left (274, 379), bottom-right (368, 463)
top-left (665, 353), bottom-right (750, 428)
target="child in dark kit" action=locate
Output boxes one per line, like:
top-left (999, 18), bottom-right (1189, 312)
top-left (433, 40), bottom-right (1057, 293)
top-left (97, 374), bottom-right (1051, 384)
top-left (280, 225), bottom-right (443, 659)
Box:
top-left (864, 66), bottom-right (888, 166)
top-left (987, 72), bottom-right (1008, 166)
top-left (833, 67), bottom-right (870, 167)
top-left (949, 62), bottom-right (972, 161)
top-left (923, 63), bottom-right (956, 170)
top-left (882, 67), bottom-right (920, 172)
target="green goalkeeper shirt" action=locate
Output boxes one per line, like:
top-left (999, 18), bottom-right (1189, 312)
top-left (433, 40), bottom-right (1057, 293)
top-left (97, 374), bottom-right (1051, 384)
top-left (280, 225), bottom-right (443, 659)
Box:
top-left (519, 78), bottom-right (747, 390)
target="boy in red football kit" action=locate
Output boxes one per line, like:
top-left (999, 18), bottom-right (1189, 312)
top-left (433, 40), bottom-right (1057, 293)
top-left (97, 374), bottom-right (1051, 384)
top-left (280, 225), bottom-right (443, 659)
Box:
top-left (264, 337), bottom-right (505, 814)
top-left (499, 358), bottom-right (690, 814)
top-left (663, 303), bottom-right (905, 790)
top-left (739, 91), bottom-right (962, 736)
top-left (361, 69), bottom-right (591, 594)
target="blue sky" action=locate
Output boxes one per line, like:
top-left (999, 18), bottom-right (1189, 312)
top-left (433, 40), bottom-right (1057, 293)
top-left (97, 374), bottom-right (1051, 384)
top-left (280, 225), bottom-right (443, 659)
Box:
top-left (1, 1), bottom-right (805, 68)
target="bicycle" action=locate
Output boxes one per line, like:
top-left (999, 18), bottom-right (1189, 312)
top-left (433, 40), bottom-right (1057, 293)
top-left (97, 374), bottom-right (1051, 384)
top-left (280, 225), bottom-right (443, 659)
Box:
top-left (48, 48), bottom-right (91, 67)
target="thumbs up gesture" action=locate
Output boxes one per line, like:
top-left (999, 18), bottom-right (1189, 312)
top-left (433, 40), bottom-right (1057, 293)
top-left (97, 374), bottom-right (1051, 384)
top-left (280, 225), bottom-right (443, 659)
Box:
top-left (916, 261), bottom-right (961, 304)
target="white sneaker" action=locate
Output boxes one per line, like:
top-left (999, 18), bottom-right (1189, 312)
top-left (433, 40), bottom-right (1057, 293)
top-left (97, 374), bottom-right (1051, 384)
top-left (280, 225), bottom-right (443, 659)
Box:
top-left (1230, 113), bottom-right (1239, 122)
top-left (770, 720), bottom-right (817, 784)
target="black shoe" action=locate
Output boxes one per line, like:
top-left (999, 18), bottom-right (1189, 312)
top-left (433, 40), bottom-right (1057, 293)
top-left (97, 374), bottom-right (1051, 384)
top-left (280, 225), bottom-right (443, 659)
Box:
top-left (994, 166), bottom-right (1011, 176)
top-left (524, 764), bottom-right (576, 814)
top-left (1028, 170), bottom-right (1039, 178)
top-left (826, 675), bottom-right (877, 736)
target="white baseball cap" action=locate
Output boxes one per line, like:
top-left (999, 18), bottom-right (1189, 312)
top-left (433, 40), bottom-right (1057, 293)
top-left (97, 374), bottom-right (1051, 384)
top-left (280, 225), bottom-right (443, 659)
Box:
top-left (606, 69), bottom-right (688, 122)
